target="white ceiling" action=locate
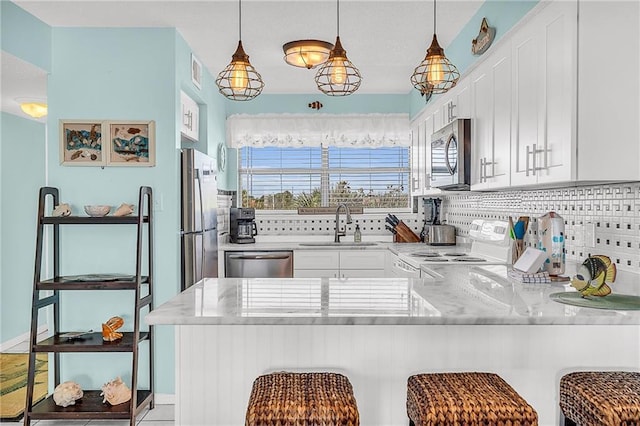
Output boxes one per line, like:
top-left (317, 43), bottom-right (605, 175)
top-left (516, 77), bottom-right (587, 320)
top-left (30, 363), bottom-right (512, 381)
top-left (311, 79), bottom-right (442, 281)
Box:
top-left (4, 0), bottom-right (483, 119)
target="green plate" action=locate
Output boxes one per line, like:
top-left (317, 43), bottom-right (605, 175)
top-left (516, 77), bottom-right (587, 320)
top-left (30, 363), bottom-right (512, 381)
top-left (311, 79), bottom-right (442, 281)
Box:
top-left (550, 292), bottom-right (640, 310)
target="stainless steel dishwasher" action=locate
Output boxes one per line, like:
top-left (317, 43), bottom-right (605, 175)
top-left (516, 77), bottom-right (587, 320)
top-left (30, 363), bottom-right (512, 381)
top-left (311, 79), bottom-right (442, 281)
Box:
top-left (224, 251), bottom-right (293, 278)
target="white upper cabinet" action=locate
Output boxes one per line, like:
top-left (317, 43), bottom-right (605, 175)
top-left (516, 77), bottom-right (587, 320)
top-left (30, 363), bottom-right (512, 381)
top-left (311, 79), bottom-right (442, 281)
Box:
top-left (180, 91), bottom-right (200, 142)
top-left (511, 0), bottom-right (576, 186)
top-left (471, 42), bottom-right (512, 189)
top-left (577, 0), bottom-right (639, 181)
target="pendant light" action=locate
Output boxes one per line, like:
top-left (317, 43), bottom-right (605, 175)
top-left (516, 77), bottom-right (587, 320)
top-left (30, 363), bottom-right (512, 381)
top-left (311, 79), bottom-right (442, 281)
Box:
top-left (315, 0), bottom-right (362, 96)
top-left (411, 0), bottom-right (459, 95)
top-left (216, 0), bottom-right (264, 101)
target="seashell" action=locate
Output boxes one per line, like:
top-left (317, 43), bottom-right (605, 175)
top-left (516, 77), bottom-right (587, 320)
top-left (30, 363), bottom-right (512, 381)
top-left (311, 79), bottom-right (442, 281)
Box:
top-left (113, 203), bottom-right (134, 217)
top-left (102, 316), bottom-right (124, 341)
top-left (84, 205), bottom-right (111, 217)
top-left (100, 377), bottom-right (131, 406)
top-left (53, 381), bottom-right (83, 407)
top-left (52, 203), bottom-right (71, 217)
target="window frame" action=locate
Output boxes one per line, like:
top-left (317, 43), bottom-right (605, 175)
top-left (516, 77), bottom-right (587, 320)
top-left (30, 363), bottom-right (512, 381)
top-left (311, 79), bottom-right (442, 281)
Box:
top-left (237, 145), bottom-right (413, 214)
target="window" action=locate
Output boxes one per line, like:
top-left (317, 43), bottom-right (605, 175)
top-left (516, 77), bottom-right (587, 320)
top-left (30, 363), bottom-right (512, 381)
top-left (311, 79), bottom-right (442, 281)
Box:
top-left (239, 145), bottom-right (410, 210)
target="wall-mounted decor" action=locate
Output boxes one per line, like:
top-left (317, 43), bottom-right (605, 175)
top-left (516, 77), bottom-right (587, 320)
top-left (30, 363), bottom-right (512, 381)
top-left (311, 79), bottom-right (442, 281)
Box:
top-left (191, 53), bottom-right (202, 90)
top-left (107, 120), bottom-right (155, 166)
top-left (59, 120), bottom-right (106, 166)
top-left (471, 18), bottom-right (496, 56)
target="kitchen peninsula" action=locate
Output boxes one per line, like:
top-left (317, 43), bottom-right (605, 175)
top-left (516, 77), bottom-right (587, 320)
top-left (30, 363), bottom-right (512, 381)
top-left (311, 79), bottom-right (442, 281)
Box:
top-left (146, 268), bottom-right (640, 426)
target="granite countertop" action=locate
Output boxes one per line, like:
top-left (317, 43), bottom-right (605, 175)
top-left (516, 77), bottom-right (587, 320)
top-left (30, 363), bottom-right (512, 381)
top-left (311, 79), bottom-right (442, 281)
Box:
top-left (146, 265), bottom-right (640, 326)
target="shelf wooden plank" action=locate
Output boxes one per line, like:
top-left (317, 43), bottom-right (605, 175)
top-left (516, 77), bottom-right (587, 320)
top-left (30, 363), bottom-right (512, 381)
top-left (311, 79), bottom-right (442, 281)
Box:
top-left (37, 275), bottom-right (149, 290)
top-left (34, 332), bottom-right (149, 352)
top-left (30, 390), bottom-right (152, 420)
top-left (41, 216), bottom-right (149, 225)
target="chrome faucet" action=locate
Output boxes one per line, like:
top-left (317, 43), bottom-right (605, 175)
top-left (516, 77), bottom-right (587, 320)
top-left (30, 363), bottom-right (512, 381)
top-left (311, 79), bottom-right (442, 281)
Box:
top-left (334, 203), bottom-right (352, 242)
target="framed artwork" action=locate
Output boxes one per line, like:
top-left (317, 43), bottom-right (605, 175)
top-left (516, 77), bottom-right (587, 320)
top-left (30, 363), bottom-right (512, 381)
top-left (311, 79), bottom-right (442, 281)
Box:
top-left (107, 120), bottom-right (156, 166)
top-left (191, 53), bottom-right (202, 90)
top-left (60, 120), bottom-right (107, 166)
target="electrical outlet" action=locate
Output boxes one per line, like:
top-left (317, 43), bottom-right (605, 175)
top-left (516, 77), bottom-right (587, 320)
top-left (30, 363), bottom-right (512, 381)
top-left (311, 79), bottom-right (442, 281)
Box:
top-left (585, 222), bottom-right (596, 248)
top-left (573, 224), bottom-right (584, 246)
top-left (153, 193), bottom-right (164, 212)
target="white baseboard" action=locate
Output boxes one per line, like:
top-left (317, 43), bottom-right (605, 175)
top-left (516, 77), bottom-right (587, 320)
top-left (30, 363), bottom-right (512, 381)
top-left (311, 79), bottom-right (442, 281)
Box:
top-left (154, 393), bottom-right (175, 405)
top-left (0, 325), bottom-right (48, 352)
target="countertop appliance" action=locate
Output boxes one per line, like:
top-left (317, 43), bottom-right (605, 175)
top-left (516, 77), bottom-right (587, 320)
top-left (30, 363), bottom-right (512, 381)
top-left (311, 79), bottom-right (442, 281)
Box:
top-left (431, 119), bottom-right (471, 190)
top-left (181, 148), bottom-right (218, 291)
top-left (225, 251), bottom-right (293, 278)
top-left (230, 207), bottom-right (258, 244)
top-left (421, 197), bottom-right (456, 245)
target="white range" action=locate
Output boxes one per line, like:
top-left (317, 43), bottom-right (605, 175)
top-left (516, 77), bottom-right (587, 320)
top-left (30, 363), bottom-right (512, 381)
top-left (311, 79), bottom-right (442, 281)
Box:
top-left (393, 219), bottom-right (513, 278)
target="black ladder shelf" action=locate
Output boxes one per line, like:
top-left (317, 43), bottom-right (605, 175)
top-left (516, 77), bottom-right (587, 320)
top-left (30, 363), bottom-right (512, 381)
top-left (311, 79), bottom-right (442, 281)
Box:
top-left (23, 186), bottom-right (154, 426)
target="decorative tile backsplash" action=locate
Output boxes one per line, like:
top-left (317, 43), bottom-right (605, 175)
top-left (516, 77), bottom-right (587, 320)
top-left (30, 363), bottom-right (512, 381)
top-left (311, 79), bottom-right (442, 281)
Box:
top-left (234, 182), bottom-right (640, 273)
top-left (441, 182), bottom-right (640, 272)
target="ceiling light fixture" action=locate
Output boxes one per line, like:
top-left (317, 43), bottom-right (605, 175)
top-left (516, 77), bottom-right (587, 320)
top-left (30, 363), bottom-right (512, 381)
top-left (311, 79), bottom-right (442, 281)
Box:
top-left (216, 0), bottom-right (264, 101)
top-left (18, 99), bottom-right (48, 119)
top-left (315, 0), bottom-right (362, 96)
top-left (283, 40), bottom-right (334, 69)
top-left (411, 0), bottom-right (460, 95)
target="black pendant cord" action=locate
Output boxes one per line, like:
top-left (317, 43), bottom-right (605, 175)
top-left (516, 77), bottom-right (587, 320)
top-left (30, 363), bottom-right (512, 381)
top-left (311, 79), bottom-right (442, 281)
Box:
top-left (337, 0), bottom-right (340, 37)
top-left (433, 0), bottom-right (436, 35)
top-left (239, 0), bottom-right (242, 40)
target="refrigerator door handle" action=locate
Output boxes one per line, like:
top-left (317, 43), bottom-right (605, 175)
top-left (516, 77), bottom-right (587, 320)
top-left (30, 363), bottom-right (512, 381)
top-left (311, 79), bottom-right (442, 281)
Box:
top-left (195, 168), bottom-right (207, 281)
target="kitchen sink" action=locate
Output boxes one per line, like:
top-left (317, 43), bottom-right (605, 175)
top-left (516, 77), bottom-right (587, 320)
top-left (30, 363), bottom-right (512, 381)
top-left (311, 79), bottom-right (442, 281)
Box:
top-left (298, 242), bottom-right (378, 247)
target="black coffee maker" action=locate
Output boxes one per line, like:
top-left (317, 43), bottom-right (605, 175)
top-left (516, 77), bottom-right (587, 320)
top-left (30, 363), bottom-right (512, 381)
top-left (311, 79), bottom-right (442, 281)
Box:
top-left (230, 207), bottom-right (258, 243)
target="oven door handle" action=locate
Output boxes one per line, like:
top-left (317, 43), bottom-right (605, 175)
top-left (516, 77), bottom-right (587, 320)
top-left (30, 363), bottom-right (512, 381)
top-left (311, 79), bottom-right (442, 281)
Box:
top-left (420, 266), bottom-right (445, 281)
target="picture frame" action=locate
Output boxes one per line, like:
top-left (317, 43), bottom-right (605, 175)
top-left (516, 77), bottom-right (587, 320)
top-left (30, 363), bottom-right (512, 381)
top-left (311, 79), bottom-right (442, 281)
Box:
top-left (191, 53), bottom-right (202, 90)
top-left (60, 120), bottom-right (107, 166)
top-left (106, 120), bottom-right (156, 167)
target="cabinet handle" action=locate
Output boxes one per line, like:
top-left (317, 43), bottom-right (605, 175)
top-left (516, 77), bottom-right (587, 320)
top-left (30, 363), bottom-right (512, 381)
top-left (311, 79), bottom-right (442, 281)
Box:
top-left (412, 177), bottom-right (418, 191)
top-left (525, 145), bottom-right (532, 176)
top-left (531, 143), bottom-right (537, 176)
top-left (479, 157), bottom-right (485, 182)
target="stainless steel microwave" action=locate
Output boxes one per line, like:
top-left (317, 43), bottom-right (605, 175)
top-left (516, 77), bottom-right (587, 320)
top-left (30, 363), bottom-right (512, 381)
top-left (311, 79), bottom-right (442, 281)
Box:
top-left (430, 119), bottom-right (471, 190)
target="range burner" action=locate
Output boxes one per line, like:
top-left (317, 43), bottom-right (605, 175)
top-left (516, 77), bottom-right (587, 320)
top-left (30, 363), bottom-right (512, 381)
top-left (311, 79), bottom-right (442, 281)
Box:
top-left (421, 257), bottom-right (449, 262)
top-left (444, 253), bottom-right (469, 257)
top-left (410, 252), bottom-right (442, 258)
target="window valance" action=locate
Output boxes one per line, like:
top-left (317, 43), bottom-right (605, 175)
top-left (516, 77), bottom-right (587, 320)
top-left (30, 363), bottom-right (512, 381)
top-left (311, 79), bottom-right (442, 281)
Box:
top-left (226, 113), bottom-right (411, 148)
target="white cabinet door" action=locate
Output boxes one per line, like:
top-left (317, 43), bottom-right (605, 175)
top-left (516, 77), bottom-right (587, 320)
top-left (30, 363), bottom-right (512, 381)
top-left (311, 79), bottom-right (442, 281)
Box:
top-left (294, 269), bottom-right (339, 278)
top-left (410, 123), bottom-right (422, 195)
top-left (422, 113), bottom-right (433, 191)
top-left (340, 250), bottom-right (386, 270)
top-left (471, 43), bottom-right (512, 189)
top-left (511, 1), bottom-right (576, 186)
top-left (577, 1), bottom-right (639, 181)
top-left (340, 269), bottom-right (385, 278)
top-left (294, 250), bottom-right (339, 271)
top-left (180, 91), bottom-right (199, 142)
top-left (455, 81), bottom-right (471, 119)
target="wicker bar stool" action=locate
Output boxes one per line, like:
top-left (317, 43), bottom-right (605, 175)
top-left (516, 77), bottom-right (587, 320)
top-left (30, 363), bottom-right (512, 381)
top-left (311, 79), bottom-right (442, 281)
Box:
top-left (245, 372), bottom-right (359, 426)
top-left (559, 371), bottom-right (640, 426)
top-left (407, 372), bottom-right (538, 426)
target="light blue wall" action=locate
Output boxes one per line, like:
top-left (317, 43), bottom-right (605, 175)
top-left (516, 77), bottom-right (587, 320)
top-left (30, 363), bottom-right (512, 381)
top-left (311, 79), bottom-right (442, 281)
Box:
top-left (0, 112), bottom-right (46, 343)
top-left (174, 33), bottom-right (230, 188)
top-left (0, 1), bottom-right (51, 71)
top-left (225, 93), bottom-right (410, 116)
top-left (47, 27), bottom-right (180, 394)
top-left (409, 0), bottom-right (539, 117)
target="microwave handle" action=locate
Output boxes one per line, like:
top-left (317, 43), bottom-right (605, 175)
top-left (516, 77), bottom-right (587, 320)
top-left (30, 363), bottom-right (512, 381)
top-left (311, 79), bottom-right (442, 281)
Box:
top-left (444, 136), bottom-right (455, 175)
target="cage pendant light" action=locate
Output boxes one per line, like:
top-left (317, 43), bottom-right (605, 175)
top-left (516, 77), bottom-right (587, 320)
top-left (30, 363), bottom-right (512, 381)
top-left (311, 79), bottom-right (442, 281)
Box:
top-left (411, 0), bottom-right (459, 95)
top-left (315, 0), bottom-right (362, 96)
top-left (216, 0), bottom-right (264, 101)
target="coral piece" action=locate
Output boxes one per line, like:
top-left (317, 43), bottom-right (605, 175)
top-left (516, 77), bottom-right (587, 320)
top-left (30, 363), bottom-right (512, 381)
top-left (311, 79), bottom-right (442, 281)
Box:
top-left (100, 377), bottom-right (131, 405)
top-left (113, 203), bottom-right (134, 217)
top-left (53, 381), bottom-right (83, 407)
top-left (571, 255), bottom-right (617, 298)
top-left (101, 316), bottom-right (124, 341)
top-left (52, 203), bottom-right (71, 217)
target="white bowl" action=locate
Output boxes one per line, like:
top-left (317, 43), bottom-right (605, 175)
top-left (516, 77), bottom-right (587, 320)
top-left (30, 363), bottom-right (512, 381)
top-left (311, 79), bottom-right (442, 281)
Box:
top-left (84, 205), bottom-right (111, 217)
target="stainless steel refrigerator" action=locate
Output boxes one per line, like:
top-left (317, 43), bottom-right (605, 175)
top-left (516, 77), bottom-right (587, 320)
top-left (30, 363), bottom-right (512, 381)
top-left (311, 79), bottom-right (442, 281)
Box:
top-left (181, 148), bottom-right (218, 290)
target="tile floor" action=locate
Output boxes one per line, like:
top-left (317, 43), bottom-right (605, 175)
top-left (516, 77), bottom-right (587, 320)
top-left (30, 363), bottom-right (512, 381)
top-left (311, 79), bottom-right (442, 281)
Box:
top-left (2, 336), bottom-right (175, 426)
